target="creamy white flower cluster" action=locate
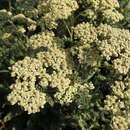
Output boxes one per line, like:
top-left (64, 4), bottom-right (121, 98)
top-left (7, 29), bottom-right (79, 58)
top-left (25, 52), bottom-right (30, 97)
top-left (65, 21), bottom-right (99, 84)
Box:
top-left (97, 24), bottom-right (130, 74)
top-left (71, 22), bottom-right (100, 67)
top-left (86, 0), bottom-right (119, 9)
top-left (73, 22), bottom-right (98, 44)
top-left (97, 24), bottom-right (130, 57)
top-left (55, 76), bottom-right (95, 105)
top-left (85, 0), bottom-right (123, 23)
top-left (8, 32), bottom-right (70, 113)
top-left (12, 0), bottom-right (78, 29)
top-left (38, 0), bottom-right (78, 29)
top-left (8, 31), bottom-right (93, 114)
top-left (8, 57), bottom-right (46, 114)
top-left (113, 53), bottom-right (130, 75)
top-left (104, 77), bottom-right (130, 130)
top-left (72, 22), bottom-right (130, 74)
top-left (74, 81), bottom-right (95, 109)
top-left (102, 9), bottom-right (124, 23)
top-left (111, 116), bottom-right (130, 130)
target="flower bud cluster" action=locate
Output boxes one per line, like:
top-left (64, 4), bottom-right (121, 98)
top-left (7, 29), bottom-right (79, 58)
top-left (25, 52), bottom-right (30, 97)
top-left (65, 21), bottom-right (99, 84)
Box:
top-left (71, 22), bottom-right (101, 67)
top-left (86, 0), bottom-right (119, 9)
top-left (111, 115), bottom-right (130, 130)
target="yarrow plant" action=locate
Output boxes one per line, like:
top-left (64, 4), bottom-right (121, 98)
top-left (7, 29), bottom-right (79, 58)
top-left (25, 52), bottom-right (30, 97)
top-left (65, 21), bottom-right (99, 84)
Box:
top-left (7, 31), bottom-right (95, 114)
top-left (0, 0), bottom-right (129, 129)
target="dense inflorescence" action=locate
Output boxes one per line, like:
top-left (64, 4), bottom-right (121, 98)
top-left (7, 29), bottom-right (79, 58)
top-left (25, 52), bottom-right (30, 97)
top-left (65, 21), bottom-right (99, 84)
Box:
top-left (77, 0), bottom-right (124, 24)
top-left (38, 0), bottom-right (78, 29)
top-left (71, 22), bottom-right (100, 67)
top-left (0, 0), bottom-right (129, 129)
top-left (71, 22), bottom-right (130, 74)
top-left (7, 32), bottom-right (71, 113)
top-left (7, 31), bottom-right (94, 114)
top-left (104, 77), bottom-right (130, 130)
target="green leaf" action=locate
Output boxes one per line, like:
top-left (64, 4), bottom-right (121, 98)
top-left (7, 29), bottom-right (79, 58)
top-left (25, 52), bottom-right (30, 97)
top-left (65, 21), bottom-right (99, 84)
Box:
top-left (86, 71), bottom-right (96, 81)
top-left (96, 74), bottom-right (106, 81)
top-left (10, 59), bottom-right (16, 65)
top-left (3, 112), bottom-right (14, 122)
top-left (3, 110), bottom-right (22, 123)
top-left (0, 70), bottom-right (9, 73)
top-left (78, 117), bottom-right (86, 130)
top-left (101, 117), bottom-right (110, 123)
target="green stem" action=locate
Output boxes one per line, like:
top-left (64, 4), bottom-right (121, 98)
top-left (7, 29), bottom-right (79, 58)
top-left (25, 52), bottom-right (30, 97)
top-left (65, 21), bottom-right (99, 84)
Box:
top-left (63, 20), bottom-right (73, 42)
top-left (8, 0), bottom-right (12, 12)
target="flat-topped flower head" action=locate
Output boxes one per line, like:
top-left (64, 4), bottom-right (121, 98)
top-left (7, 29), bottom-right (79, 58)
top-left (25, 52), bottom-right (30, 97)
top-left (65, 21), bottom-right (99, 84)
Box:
top-left (38, 0), bottom-right (78, 29)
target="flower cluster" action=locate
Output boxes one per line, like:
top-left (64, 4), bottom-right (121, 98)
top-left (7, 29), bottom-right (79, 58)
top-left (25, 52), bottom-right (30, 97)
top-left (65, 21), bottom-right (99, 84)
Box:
top-left (8, 31), bottom-right (94, 114)
top-left (38, 0), bottom-right (78, 29)
top-left (71, 22), bottom-right (100, 67)
top-left (104, 77), bottom-right (130, 130)
top-left (97, 24), bottom-right (130, 58)
top-left (7, 78), bottom-right (46, 115)
top-left (84, 0), bottom-right (124, 23)
top-left (73, 22), bottom-right (97, 44)
top-left (113, 53), bottom-right (130, 75)
top-left (72, 22), bottom-right (130, 75)
top-left (102, 9), bottom-right (124, 23)
top-left (7, 32), bottom-right (69, 113)
top-left (86, 0), bottom-right (119, 9)
top-left (97, 24), bottom-right (130, 74)
top-left (111, 116), bottom-right (130, 130)
top-left (5, 1), bottom-right (130, 130)
top-left (8, 57), bottom-right (47, 114)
